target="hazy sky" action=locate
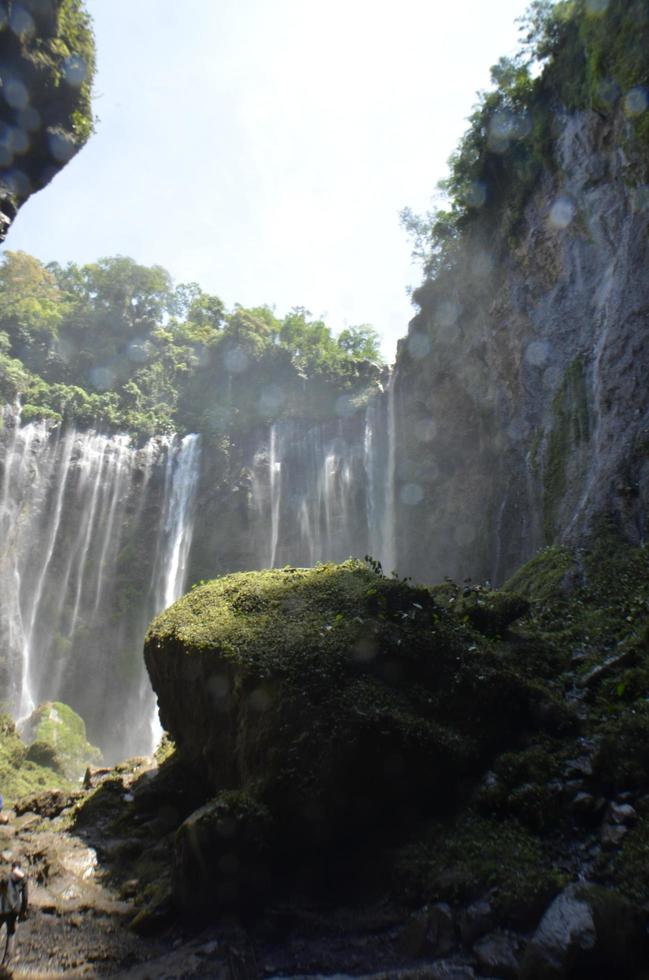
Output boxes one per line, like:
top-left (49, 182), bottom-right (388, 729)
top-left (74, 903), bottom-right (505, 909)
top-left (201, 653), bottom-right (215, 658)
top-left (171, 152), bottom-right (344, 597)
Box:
top-left (4, 0), bottom-right (530, 359)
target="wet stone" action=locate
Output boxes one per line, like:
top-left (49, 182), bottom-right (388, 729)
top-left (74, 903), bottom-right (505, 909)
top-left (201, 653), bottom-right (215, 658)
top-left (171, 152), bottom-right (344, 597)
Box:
top-left (474, 930), bottom-right (524, 980)
top-left (458, 898), bottom-right (494, 947)
top-left (600, 822), bottom-right (628, 848)
top-left (399, 903), bottom-right (456, 959)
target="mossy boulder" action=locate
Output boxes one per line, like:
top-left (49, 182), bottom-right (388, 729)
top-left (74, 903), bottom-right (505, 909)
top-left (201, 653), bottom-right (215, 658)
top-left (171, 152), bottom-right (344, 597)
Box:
top-left (23, 701), bottom-right (101, 780)
top-left (0, 711), bottom-right (76, 802)
top-left (145, 561), bottom-right (564, 855)
top-left (174, 791), bottom-right (272, 915)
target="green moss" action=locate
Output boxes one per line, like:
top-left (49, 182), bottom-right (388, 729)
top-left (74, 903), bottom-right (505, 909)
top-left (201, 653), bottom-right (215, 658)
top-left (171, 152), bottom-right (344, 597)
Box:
top-left (504, 546), bottom-right (574, 602)
top-left (394, 813), bottom-right (566, 923)
top-left (601, 802), bottom-right (649, 903)
top-left (146, 561), bottom-right (563, 846)
top-left (0, 714), bottom-right (74, 804)
top-left (593, 704), bottom-right (649, 793)
top-left (23, 701), bottom-right (101, 781)
top-left (477, 741), bottom-right (568, 833)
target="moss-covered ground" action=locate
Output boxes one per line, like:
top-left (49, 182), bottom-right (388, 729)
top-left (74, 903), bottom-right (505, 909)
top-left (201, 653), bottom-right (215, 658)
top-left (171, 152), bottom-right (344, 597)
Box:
top-left (143, 526), bottom-right (649, 919)
top-left (0, 713), bottom-right (75, 804)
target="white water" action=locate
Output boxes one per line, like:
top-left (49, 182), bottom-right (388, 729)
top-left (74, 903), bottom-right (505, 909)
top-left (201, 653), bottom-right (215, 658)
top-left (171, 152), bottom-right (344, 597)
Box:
top-left (0, 392), bottom-right (397, 758)
top-left (251, 389), bottom-right (396, 573)
top-left (0, 410), bottom-right (202, 760)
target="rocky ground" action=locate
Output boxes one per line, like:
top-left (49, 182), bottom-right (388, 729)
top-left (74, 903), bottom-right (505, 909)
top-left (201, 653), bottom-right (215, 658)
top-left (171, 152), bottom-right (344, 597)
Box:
top-left (3, 530), bottom-right (649, 978)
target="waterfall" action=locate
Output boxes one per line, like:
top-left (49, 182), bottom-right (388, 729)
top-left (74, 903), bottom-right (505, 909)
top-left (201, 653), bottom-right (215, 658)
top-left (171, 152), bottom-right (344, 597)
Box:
top-left (382, 374), bottom-right (397, 575)
top-left (251, 419), bottom-right (367, 569)
top-left (145, 434), bottom-right (201, 749)
top-left (0, 392), bottom-right (402, 760)
top-left (362, 375), bottom-right (397, 575)
top-left (159, 434), bottom-right (201, 610)
top-left (0, 413), bottom-right (202, 761)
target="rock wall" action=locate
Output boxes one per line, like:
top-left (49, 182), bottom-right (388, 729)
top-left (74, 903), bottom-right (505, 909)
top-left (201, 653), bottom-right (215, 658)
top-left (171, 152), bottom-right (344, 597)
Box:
top-left (0, 0), bottom-right (95, 238)
top-left (394, 107), bottom-right (649, 585)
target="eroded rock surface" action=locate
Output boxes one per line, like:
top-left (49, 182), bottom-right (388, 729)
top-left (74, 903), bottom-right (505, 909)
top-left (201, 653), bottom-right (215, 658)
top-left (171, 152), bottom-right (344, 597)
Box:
top-left (0, 0), bottom-right (95, 239)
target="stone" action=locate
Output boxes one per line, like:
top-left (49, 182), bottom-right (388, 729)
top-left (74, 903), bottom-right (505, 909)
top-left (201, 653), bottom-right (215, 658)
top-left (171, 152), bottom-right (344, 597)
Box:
top-left (474, 930), bottom-right (524, 980)
top-left (0, 0), bottom-right (95, 239)
top-left (600, 822), bottom-right (628, 848)
top-left (458, 898), bottom-right (494, 946)
top-left (607, 801), bottom-right (636, 825)
top-left (23, 702), bottom-right (102, 781)
top-left (399, 903), bottom-right (456, 959)
top-left (173, 792), bottom-right (272, 914)
top-left (14, 788), bottom-right (83, 819)
top-left (520, 883), bottom-right (647, 979)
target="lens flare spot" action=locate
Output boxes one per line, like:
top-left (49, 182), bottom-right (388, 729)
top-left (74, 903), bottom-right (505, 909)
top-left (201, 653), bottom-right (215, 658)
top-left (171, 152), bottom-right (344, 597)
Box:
top-left (10, 6), bottom-right (35, 38)
top-left (585, 0), bottom-right (609, 13)
top-left (4, 169), bottom-right (30, 198)
top-left (259, 384), bottom-right (285, 414)
top-left (465, 181), bottom-right (487, 208)
top-left (631, 185), bottom-right (649, 212)
top-left (127, 340), bottom-right (150, 364)
top-left (597, 78), bottom-right (619, 107)
top-left (437, 300), bottom-right (460, 329)
top-left (624, 87), bottom-right (649, 118)
top-left (525, 340), bottom-right (550, 367)
top-left (223, 346), bottom-right (248, 374)
top-left (17, 107), bottom-right (41, 132)
top-left (471, 252), bottom-right (494, 278)
top-left (249, 687), bottom-right (272, 712)
top-left (4, 79), bottom-right (29, 111)
top-left (335, 394), bottom-right (356, 418)
top-left (89, 367), bottom-right (115, 391)
top-left (414, 418), bottom-right (437, 443)
top-left (48, 131), bottom-right (76, 163)
top-left (63, 55), bottom-right (87, 88)
top-left (548, 196), bottom-right (575, 230)
top-left (454, 523), bottom-right (476, 546)
top-left (407, 332), bottom-right (431, 359)
top-left (400, 483), bottom-right (424, 507)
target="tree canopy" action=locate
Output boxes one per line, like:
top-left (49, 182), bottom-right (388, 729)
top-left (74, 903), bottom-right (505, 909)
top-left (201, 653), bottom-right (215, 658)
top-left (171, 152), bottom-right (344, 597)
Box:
top-left (0, 251), bottom-right (384, 437)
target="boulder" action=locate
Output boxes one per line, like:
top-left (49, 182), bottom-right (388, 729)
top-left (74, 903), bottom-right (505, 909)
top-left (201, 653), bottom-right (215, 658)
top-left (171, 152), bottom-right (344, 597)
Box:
top-left (14, 787), bottom-right (83, 818)
top-left (173, 791), bottom-right (272, 914)
top-left (520, 883), bottom-right (648, 979)
top-left (473, 930), bottom-right (524, 979)
top-left (145, 562), bottom-right (564, 855)
top-left (23, 701), bottom-right (101, 780)
top-left (399, 903), bottom-right (456, 959)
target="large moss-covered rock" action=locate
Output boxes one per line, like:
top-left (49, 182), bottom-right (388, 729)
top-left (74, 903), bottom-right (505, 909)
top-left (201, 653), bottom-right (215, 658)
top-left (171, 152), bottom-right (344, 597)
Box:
top-left (23, 700), bottom-right (101, 780)
top-left (0, 0), bottom-right (95, 239)
top-left (145, 561), bottom-right (563, 854)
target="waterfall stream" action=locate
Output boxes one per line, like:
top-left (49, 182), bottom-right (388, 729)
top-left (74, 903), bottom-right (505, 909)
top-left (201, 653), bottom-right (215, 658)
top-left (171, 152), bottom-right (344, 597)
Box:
top-left (0, 410), bottom-right (202, 760)
top-left (0, 384), bottom-right (396, 761)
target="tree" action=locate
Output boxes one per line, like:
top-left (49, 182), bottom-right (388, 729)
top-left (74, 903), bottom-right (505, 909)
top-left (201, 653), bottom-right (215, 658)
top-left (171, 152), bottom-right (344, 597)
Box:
top-left (337, 325), bottom-right (383, 362)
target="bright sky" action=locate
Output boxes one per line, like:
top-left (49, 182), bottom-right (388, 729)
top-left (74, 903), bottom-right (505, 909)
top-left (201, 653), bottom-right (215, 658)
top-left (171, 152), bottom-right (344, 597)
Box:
top-left (4, 0), bottom-right (530, 360)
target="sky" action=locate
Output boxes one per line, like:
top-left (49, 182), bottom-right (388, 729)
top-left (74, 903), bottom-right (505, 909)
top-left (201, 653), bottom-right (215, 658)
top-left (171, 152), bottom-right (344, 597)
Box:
top-left (3, 0), bottom-right (531, 360)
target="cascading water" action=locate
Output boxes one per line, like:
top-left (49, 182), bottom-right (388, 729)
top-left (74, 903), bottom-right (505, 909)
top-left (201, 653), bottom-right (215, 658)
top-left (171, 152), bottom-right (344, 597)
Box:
top-left (0, 385), bottom-right (398, 761)
top-left (250, 383), bottom-right (396, 572)
top-left (0, 409), bottom-right (202, 761)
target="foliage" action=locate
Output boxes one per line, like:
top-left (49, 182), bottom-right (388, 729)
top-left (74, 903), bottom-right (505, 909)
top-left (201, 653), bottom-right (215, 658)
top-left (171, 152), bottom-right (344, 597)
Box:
top-left (0, 251), bottom-right (384, 438)
top-left (0, 713), bottom-right (75, 804)
top-left (404, 0), bottom-right (649, 284)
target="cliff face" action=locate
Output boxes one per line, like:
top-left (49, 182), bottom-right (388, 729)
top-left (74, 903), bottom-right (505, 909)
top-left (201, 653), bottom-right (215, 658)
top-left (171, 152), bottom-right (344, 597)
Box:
top-left (396, 106), bottom-right (649, 585)
top-left (0, 0), bottom-right (95, 238)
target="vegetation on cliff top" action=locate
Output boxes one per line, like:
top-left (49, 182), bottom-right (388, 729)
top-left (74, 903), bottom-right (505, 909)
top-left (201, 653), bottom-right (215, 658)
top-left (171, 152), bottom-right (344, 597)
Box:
top-left (403, 0), bottom-right (649, 285)
top-left (0, 251), bottom-right (383, 438)
top-left (0, 0), bottom-right (96, 234)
